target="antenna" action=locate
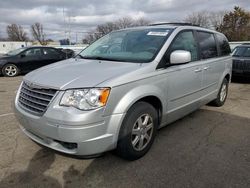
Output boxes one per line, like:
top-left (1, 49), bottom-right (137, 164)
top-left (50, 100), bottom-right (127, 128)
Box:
top-left (149, 22), bottom-right (200, 27)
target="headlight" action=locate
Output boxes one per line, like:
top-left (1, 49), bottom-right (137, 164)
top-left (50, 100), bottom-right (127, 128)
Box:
top-left (60, 88), bottom-right (110, 110)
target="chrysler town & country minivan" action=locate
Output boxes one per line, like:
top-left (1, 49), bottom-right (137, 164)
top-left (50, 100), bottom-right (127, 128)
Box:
top-left (14, 23), bottom-right (232, 160)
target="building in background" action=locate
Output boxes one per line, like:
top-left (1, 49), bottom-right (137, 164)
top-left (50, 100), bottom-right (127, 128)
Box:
top-left (0, 41), bottom-right (32, 54)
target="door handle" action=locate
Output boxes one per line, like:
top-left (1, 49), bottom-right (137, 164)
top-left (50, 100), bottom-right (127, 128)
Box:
top-left (194, 68), bottom-right (202, 73)
top-left (203, 66), bottom-right (210, 70)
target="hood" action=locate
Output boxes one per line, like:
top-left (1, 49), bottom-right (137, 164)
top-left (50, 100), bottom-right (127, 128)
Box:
top-left (24, 58), bottom-right (143, 90)
top-left (0, 55), bottom-right (11, 61)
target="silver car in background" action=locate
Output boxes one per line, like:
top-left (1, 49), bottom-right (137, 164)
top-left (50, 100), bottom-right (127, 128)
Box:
top-left (14, 23), bottom-right (232, 160)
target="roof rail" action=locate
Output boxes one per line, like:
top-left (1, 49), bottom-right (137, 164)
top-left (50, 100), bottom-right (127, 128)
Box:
top-left (149, 22), bottom-right (200, 27)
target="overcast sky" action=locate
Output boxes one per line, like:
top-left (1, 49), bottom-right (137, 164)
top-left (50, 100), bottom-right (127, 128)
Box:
top-left (0, 0), bottom-right (249, 41)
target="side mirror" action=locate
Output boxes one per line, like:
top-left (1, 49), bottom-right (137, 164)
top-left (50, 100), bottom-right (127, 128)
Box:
top-left (20, 54), bottom-right (26, 58)
top-left (170, 50), bottom-right (191, 65)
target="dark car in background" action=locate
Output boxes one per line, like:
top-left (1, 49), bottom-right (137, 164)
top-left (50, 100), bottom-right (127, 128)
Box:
top-left (232, 44), bottom-right (250, 78)
top-left (0, 46), bottom-right (71, 77)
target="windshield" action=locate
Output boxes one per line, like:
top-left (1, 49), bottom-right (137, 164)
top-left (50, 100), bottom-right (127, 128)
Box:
top-left (7, 48), bottom-right (26, 56)
top-left (232, 46), bottom-right (250, 57)
top-left (79, 28), bottom-right (173, 63)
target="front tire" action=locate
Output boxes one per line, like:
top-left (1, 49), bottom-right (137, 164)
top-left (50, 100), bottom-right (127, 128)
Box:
top-left (211, 78), bottom-right (229, 107)
top-left (2, 64), bottom-right (19, 77)
top-left (116, 102), bottom-right (158, 160)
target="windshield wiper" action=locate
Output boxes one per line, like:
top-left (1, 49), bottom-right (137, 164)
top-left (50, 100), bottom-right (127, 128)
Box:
top-left (232, 54), bottom-right (240, 57)
top-left (81, 56), bottom-right (120, 61)
top-left (75, 54), bottom-right (85, 59)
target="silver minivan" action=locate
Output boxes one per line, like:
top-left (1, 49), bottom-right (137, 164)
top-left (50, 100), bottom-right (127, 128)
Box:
top-left (14, 23), bottom-right (232, 160)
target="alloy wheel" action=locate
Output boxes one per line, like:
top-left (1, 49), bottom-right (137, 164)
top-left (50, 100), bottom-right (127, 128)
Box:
top-left (220, 83), bottom-right (227, 102)
top-left (4, 65), bottom-right (17, 76)
top-left (131, 114), bottom-right (154, 151)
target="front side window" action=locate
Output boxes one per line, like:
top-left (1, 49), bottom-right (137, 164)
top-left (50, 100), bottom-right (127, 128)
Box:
top-left (24, 48), bottom-right (42, 56)
top-left (166, 31), bottom-right (199, 63)
top-left (197, 32), bottom-right (218, 59)
top-left (79, 28), bottom-right (173, 63)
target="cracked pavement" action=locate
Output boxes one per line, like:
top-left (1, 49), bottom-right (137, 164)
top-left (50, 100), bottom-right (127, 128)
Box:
top-left (0, 76), bottom-right (249, 188)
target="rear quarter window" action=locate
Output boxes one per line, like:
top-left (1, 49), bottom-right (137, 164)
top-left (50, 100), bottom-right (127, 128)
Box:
top-left (197, 31), bottom-right (218, 59)
top-left (216, 34), bottom-right (231, 56)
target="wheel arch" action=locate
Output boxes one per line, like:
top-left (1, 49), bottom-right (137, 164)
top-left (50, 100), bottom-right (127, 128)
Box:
top-left (108, 84), bottom-right (165, 119)
top-left (1, 62), bottom-right (20, 76)
top-left (134, 95), bottom-right (163, 126)
top-left (225, 73), bottom-right (230, 82)
top-left (107, 85), bottom-right (166, 146)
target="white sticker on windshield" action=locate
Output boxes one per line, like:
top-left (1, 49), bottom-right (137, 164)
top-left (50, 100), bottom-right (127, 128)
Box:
top-left (147, 31), bottom-right (169, 36)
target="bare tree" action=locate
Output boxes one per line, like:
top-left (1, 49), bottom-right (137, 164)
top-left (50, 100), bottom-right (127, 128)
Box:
top-left (184, 11), bottom-right (211, 28)
top-left (31, 22), bottom-right (47, 45)
top-left (83, 17), bottom-right (150, 44)
top-left (116, 17), bottom-right (134, 29)
top-left (133, 18), bottom-right (150, 27)
top-left (184, 7), bottom-right (250, 40)
top-left (6, 24), bottom-right (28, 41)
top-left (209, 11), bottom-right (227, 30)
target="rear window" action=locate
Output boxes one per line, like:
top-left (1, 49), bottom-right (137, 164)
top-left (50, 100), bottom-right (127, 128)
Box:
top-left (197, 31), bottom-right (218, 59)
top-left (216, 34), bottom-right (231, 56)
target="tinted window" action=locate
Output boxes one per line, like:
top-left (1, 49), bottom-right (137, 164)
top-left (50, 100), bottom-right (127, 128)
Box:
top-left (43, 48), bottom-right (61, 56)
top-left (243, 47), bottom-right (250, 57)
top-left (197, 32), bottom-right (218, 59)
top-left (167, 31), bottom-right (198, 62)
top-left (24, 48), bottom-right (42, 56)
top-left (233, 46), bottom-right (250, 57)
top-left (216, 34), bottom-right (231, 56)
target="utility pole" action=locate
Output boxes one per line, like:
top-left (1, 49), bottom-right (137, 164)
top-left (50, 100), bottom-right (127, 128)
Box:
top-left (75, 32), bottom-right (78, 44)
top-left (68, 15), bottom-right (71, 45)
top-left (63, 7), bottom-right (66, 40)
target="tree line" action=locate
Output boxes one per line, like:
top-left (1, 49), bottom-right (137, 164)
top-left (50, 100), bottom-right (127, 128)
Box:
top-left (185, 6), bottom-right (250, 41)
top-left (3, 6), bottom-right (250, 44)
top-left (83, 6), bottom-right (250, 43)
top-left (82, 17), bottom-right (150, 44)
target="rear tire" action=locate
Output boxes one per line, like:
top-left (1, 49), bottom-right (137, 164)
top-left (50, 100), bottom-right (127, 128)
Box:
top-left (2, 64), bottom-right (19, 77)
top-left (116, 101), bottom-right (158, 161)
top-left (211, 78), bottom-right (229, 107)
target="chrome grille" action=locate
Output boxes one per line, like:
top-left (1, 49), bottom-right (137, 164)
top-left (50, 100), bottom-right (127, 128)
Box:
top-left (18, 82), bottom-right (57, 116)
top-left (233, 60), bottom-right (250, 71)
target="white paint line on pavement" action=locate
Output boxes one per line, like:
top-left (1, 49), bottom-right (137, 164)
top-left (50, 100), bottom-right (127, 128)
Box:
top-left (0, 113), bottom-right (14, 117)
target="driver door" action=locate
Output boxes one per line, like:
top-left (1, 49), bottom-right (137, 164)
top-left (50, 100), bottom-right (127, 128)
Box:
top-left (159, 30), bottom-right (203, 124)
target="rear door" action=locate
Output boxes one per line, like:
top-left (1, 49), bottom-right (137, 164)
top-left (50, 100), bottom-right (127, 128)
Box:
top-left (196, 31), bottom-right (230, 101)
top-left (41, 48), bottom-right (65, 66)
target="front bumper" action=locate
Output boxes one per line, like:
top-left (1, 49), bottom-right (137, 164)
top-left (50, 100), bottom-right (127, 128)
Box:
top-left (14, 89), bottom-right (125, 156)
